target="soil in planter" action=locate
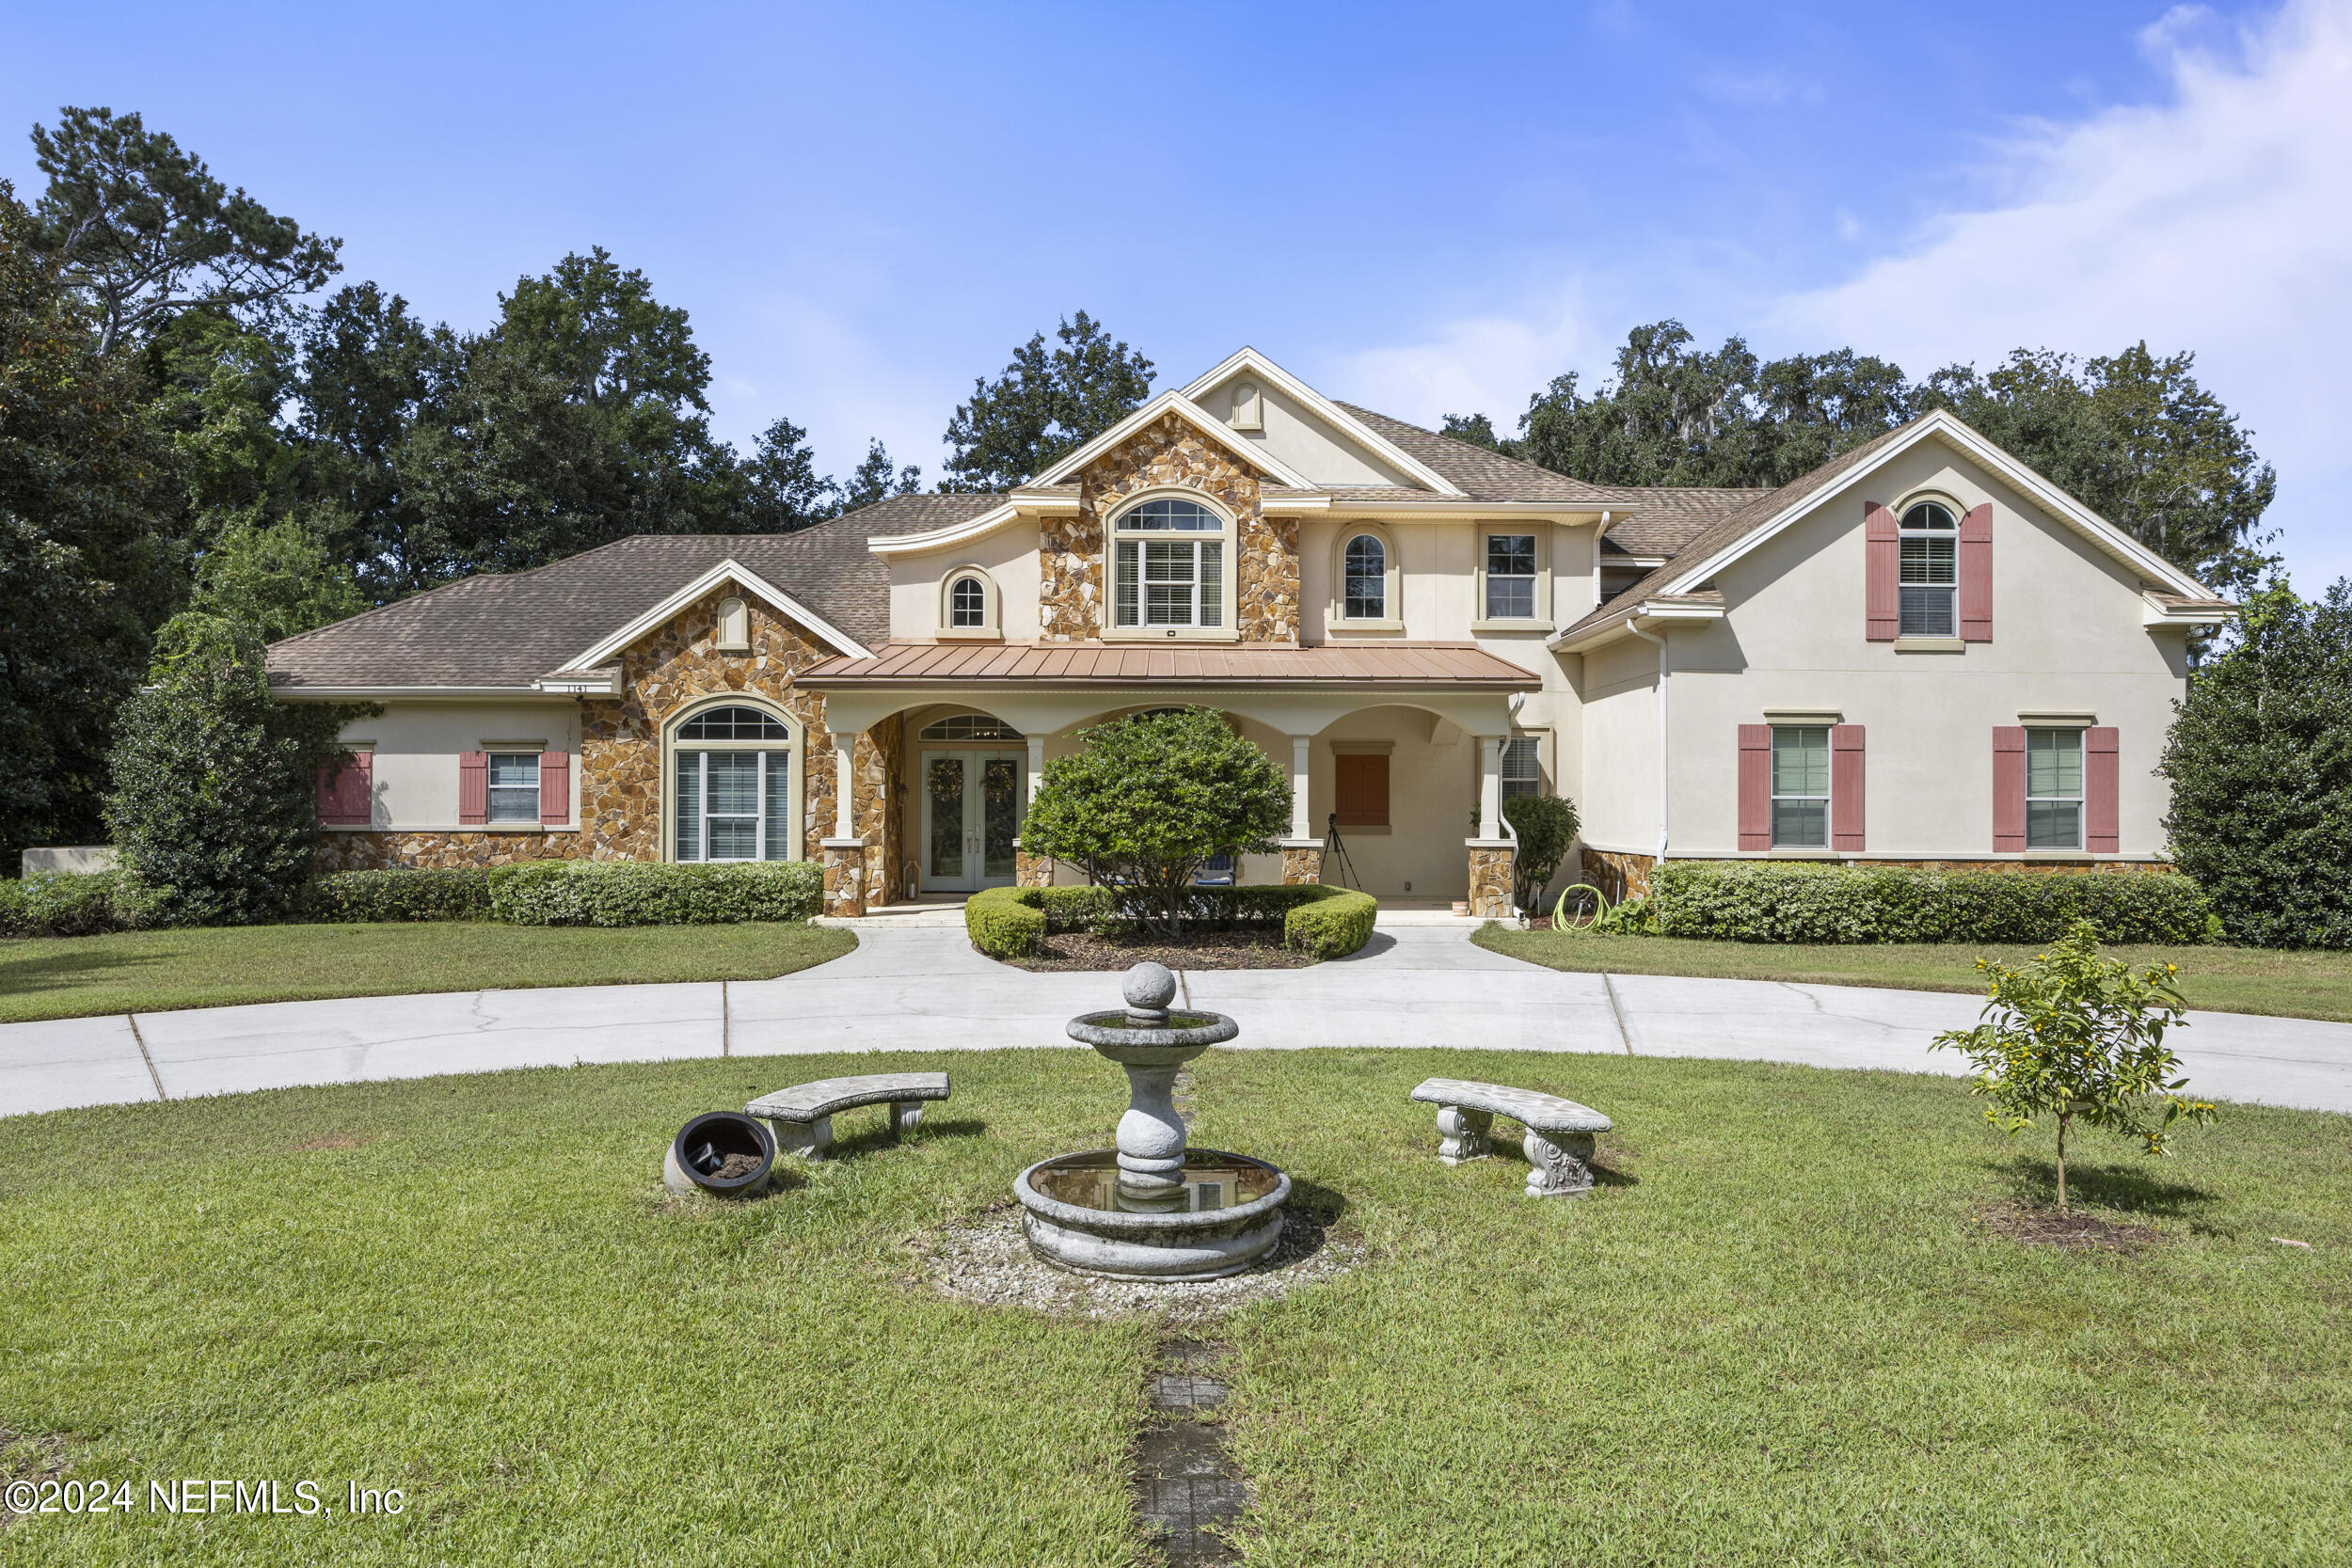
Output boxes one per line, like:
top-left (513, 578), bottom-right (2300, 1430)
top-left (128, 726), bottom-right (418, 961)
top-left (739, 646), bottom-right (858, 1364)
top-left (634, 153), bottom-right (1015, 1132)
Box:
top-left (712, 1152), bottom-right (767, 1181)
top-left (1008, 927), bottom-right (1318, 973)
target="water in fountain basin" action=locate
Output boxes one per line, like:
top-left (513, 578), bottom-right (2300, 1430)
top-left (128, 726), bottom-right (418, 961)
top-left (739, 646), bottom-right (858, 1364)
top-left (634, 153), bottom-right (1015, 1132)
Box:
top-left (1032, 1151), bottom-right (1282, 1214)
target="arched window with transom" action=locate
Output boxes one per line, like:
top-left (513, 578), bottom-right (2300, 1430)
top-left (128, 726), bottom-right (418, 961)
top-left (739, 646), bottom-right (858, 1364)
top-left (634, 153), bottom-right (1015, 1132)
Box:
top-left (1344, 534), bottom-right (1386, 620)
top-left (669, 702), bottom-right (798, 863)
top-left (1110, 496), bottom-right (1232, 633)
top-left (1899, 500), bottom-right (1958, 638)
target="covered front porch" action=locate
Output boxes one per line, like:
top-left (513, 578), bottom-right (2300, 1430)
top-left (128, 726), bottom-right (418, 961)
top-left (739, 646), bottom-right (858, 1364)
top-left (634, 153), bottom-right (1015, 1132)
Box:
top-left (801, 641), bottom-right (1541, 918)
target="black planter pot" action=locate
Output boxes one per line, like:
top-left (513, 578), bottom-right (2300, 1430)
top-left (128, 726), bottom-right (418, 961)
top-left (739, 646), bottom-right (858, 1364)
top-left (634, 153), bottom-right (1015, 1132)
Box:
top-left (664, 1111), bottom-right (776, 1196)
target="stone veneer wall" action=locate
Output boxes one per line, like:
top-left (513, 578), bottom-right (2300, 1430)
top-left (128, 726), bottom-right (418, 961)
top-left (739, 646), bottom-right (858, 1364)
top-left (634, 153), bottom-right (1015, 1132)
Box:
top-left (316, 590), bottom-right (901, 902)
top-left (1041, 413), bottom-right (1297, 643)
top-left (1576, 847), bottom-right (2175, 906)
top-left (1467, 845), bottom-right (1515, 918)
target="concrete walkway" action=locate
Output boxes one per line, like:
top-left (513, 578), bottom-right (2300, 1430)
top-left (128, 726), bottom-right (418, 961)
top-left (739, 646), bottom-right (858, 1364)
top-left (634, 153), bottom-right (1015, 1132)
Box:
top-left (6, 925), bottom-right (2350, 1118)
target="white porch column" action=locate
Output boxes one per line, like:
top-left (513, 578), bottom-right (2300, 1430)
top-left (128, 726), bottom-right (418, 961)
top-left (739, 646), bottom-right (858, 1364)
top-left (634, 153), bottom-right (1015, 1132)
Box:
top-left (1477, 736), bottom-right (1504, 840)
top-left (833, 730), bottom-right (859, 840)
top-left (1026, 736), bottom-right (1046, 801)
top-left (1287, 736), bottom-right (1312, 841)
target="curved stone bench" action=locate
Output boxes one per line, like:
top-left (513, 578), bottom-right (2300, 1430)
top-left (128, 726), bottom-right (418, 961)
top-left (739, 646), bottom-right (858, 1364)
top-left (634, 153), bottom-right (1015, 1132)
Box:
top-left (1409, 1077), bottom-right (1613, 1198)
top-left (746, 1071), bottom-right (950, 1160)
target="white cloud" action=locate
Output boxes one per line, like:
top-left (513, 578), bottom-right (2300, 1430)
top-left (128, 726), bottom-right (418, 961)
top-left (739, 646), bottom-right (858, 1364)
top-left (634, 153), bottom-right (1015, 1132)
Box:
top-left (1342, 1), bottom-right (2352, 586)
top-left (1774, 0), bottom-right (2352, 584)
top-left (1327, 292), bottom-right (1614, 434)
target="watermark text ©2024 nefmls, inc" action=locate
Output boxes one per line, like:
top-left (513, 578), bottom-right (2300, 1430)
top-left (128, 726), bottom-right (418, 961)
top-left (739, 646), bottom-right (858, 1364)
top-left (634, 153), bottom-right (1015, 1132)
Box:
top-left (6, 1478), bottom-right (406, 1518)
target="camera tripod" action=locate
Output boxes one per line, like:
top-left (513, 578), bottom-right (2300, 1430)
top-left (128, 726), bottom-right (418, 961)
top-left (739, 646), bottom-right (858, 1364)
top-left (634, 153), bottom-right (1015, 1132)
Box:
top-left (1320, 813), bottom-right (1361, 890)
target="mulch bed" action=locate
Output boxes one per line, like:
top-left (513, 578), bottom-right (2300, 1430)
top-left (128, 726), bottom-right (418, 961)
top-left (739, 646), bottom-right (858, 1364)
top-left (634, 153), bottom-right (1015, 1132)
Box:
top-left (1980, 1201), bottom-right (2162, 1252)
top-left (1006, 927), bottom-right (1318, 973)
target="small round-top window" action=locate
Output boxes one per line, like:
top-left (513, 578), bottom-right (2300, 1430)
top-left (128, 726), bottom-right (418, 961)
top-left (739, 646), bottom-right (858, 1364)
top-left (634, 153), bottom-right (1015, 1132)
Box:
top-left (949, 576), bottom-right (987, 627)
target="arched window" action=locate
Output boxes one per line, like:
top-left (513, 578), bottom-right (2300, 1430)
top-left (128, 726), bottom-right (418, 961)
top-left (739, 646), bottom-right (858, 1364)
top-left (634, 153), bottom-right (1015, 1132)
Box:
top-left (671, 704), bottom-right (796, 863)
top-left (1111, 497), bottom-right (1229, 631)
top-left (949, 576), bottom-right (987, 627)
top-left (938, 565), bottom-right (998, 635)
top-left (1343, 534), bottom-right (1387, 620)
top-left (1899, 501), bottom-right (1958, 638)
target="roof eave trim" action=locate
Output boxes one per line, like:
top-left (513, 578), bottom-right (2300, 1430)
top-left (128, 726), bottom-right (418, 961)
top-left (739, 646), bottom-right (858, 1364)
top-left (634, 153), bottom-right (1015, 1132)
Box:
top-left (568, 559), bottom-right (873, 667)
top-left (1030, 389), bottom-right (1325, 491)
top-left (2140, 593), bottom-right (2238, 627)
top-left (1549, 600), bottom-right (1723, 653)
top-left (268, 683), bottom-right (558, 699)
top-left (1180, 347), bottom-right (1469, 497)
top-left (867, 500), bottom-right (1036, 556)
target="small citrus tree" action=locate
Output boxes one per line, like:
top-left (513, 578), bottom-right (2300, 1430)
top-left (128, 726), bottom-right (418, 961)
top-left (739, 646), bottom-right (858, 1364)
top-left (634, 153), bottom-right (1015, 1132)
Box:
top-left (1931, 919), bottom-right (2215, 1210)
top-left (1017, 707), bottom-right (1289, 933)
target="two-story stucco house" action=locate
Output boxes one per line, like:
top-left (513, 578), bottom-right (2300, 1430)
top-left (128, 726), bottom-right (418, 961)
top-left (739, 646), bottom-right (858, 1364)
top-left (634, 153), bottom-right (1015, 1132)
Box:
top-left (266, 347), bottom-right (2233, 917)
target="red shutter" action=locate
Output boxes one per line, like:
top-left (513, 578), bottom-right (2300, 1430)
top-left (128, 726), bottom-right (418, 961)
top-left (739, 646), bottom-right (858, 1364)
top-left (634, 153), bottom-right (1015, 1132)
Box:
top-left (316, 752), bottom-right (372, 826)
top-left (1992, 728), bottom-right (2026, 852)
top-left (1959, 503), bottom-right (1993, 642)
top-left (1738, 724), bottom-right (1771, 849)
top-left (539, 750), bottom-right (570, 826)
top-left (1865, 502), bottom-right (1899, 641)
top-left (1333, 753), bottom-right (1389, 827)
top-left (1831, 725), bottom-right (1866, 851)
top-left (459, 752), bottom-right (488, 826)
top-left (2085, 727), bottom-right (2119, 853)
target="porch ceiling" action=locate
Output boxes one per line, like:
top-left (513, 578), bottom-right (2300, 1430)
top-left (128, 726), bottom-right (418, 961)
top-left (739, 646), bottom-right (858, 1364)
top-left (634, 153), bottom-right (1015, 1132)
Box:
top-left (800, 641), bottom-right (1544, 690)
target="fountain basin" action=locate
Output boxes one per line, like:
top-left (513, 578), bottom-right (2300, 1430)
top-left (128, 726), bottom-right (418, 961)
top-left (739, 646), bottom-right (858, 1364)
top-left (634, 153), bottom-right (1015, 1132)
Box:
top-left (1016, 1148), bottom-right (1290, 1280)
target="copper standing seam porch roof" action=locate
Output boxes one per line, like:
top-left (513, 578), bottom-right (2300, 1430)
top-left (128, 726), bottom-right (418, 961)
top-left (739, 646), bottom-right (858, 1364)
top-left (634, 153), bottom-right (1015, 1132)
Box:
top-left (799, 641), bottom-right (1544, 689)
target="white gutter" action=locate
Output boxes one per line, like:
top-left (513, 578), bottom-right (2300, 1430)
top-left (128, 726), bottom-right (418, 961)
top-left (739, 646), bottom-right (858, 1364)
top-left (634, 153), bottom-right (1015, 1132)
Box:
top-left (1624, 619), bottom-right (1669, 861)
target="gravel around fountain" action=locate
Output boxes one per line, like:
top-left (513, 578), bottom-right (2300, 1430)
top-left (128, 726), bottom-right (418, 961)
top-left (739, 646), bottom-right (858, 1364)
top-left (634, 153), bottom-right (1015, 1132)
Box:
top-left (908, 1205), bottom-right (1365, 1322)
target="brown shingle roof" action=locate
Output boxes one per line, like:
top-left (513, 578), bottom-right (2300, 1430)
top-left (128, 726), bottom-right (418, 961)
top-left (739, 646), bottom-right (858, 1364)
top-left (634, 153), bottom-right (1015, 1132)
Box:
top-left (265, 508), bottom-right (916, 690)
top-left (1552, 420), bottom-right (1928, 647)
top-left (801, 640), bottom-right (1543, 689)
top-left (1587, 487), bottom-right (1764, 557)
top-left (1333, 404), bottom-right (1620, 505)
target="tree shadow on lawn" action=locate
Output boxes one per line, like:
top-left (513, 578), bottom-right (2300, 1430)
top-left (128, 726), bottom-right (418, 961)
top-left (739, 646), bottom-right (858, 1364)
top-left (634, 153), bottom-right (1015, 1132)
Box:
top-left (0, 942), bottom-right (172, 995)
top-left (1992, 1156), bottom-right (2220, 1223)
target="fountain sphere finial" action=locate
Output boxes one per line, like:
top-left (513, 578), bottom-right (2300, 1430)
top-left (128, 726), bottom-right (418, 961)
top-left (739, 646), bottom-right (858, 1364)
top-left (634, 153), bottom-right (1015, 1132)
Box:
top-left (1122, 961), bottom-right (1178, 1012)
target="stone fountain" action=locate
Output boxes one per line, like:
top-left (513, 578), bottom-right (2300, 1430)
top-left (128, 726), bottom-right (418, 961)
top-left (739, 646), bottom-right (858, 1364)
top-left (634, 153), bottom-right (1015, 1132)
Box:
top-left (1013, 962), bottom-right (1291, 1280)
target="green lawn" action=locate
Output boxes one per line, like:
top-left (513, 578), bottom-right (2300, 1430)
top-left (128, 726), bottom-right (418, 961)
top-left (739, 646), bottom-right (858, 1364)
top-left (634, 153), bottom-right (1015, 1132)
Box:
top-left (1478, 923), bottom-right (2352, 1022)
top-left (1, 1048), bottom-right (2344, 1564)
top-left (0, 922), bottom-right (854, 1023)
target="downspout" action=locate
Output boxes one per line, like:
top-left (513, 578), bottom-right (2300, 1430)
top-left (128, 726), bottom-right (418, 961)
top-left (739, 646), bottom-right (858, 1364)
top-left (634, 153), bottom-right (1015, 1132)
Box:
top-left (1624, 617), bottom-right (1669, 862)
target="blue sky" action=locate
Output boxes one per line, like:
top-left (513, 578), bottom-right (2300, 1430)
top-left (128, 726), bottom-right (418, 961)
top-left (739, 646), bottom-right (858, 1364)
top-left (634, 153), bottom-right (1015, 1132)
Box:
top-left (7, 1), bottom-right (2347, 585)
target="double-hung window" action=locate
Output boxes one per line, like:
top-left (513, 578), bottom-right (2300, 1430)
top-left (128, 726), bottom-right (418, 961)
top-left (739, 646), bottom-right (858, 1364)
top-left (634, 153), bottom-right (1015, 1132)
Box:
top-left (1112, 498), bottom-right (1225, 631)
top-left (1771, 726), bottom-right (1830, 847)
top-left (1899, 502), bottom-right (1957, 637)
top-left (1501, 736), bottom-right (1543, 801)
top-left (673, 705), bottom-right (795, 863)
top-left (2026, 728), bottom-right (2084, 849)
top-left (486, 753), bottom-right (541, 824)
top-left (1485, 534), bottom-right (1537, 619)
top-left (1343, 533), bottom-right (1387, 620)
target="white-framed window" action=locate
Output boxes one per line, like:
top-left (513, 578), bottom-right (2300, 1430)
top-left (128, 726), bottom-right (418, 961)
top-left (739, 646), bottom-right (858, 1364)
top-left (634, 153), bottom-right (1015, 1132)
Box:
top-left (486, 753), bottom-right (541, 824)
top-left (1343, 533), bottom-right (1387, 620)
top-left (1899, 501), bottom-right (1958, 637)
top-left (949, 576), bottom-right (987, 627)
top-left (1771, 726), bottom-right (1830, 847)
top-left (672, 704), bottom-right (795, 863)
top-left (1502, 736), bottom-right (1543, 801)
top-left (2026, 727), bottom-right (2084, 849)
top-left (1112, 497), bottom-right (1226, 630)
top-left (1485, 533), bottom-right (1537, 619)
top-left (919, 713), bottom-right (1023, 742)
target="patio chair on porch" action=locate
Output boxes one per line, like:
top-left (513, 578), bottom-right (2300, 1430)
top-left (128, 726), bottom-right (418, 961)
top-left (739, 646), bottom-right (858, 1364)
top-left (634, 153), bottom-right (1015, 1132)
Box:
top-left (1193, 852), bottom-right (1237, 887)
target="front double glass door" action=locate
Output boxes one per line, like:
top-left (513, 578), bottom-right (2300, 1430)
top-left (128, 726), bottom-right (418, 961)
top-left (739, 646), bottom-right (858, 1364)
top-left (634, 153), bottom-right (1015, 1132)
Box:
top-left (922, 751), bottom-right (1023, 893)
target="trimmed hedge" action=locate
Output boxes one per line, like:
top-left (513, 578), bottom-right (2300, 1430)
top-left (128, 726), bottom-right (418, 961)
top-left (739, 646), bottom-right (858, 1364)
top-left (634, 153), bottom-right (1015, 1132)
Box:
top-left (299, 868), bottom-right (500, 923)
top-left (0, 871), bottom-right (164, 939)
top-left (1644, 862), bottom-right (2217, 945)
top-left (964, 883), bottom-right (1377, 960)
top-left (487, 861), bottom-right (822, 927)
